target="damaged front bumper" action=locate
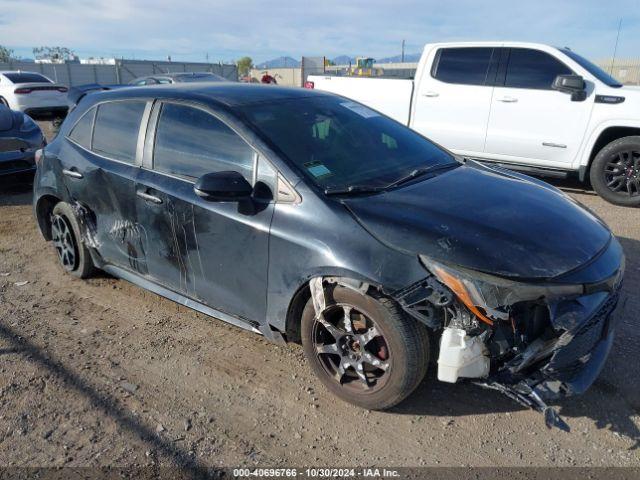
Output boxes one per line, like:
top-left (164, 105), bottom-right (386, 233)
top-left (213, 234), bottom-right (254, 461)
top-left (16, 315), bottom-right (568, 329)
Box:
top-left (393, 240), bottom-right (624, 431)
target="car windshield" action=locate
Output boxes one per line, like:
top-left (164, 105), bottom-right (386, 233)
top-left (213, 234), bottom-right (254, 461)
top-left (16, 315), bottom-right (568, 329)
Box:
top-left (3, 72), bottom-right (52, 84)
top-left (240, 95), bottom-right (456, 192)
top-left (558, 48), bottom-right (623, 88)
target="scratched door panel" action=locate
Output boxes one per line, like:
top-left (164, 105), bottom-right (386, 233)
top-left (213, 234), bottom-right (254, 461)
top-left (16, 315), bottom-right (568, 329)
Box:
top-left (134, 168), bottom-right (274, 323)
top-left (58, 141), bottom-right (144, 271)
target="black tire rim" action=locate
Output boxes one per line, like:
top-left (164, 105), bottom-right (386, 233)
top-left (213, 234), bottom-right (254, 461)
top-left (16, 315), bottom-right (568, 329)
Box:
top-left (51, 214), bottom-right (78, 271)
top-left (312, 303), bottom-right (391, 392)
top-left (603, 149), bottom-right (640, 197)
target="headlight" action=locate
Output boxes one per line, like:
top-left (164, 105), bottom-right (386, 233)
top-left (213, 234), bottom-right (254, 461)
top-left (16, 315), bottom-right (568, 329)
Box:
top-left (20, 114), bottom-right (38, 132)
top-left (419, 255), bottom-right (583, 325)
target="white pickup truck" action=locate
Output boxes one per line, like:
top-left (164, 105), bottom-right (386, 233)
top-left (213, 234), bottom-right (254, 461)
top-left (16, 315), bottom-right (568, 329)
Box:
top-left (308, 42), bottom-right (640, 206)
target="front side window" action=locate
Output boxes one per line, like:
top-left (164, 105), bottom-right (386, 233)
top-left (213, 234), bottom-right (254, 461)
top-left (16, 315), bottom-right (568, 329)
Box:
top-left (153, 103), bottom-right (255, 180)
top-left (240, 96), bottom-right (456, 192)
top-left (92, 101), bottom-right (146, 163)
top-left (433, 48), bottom-right (495, 86)
top-left (504, 48), bottom-right (572, 89)
top-left (68, 108), bottom-right (95, 149)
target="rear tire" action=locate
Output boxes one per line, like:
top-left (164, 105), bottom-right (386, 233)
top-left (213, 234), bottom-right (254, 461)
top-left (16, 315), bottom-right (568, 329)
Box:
top-left (51, 202), bottom-right (95, 278)
top-left (0, 97), bottom-right (9, 108)
top-left (590, 136), bottom-right (640, 207)
top-left (301, 285), bottom-right (429, 410)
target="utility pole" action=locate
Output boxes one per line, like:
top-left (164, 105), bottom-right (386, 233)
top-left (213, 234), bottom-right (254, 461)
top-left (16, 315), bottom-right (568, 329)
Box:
top-left (401, 39), bottom-right (405, 63)
top-left (610, 18), bottom-right (622, 74)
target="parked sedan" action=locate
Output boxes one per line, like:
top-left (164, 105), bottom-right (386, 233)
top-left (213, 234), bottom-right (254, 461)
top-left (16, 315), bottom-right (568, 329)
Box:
top-left (33, 84), bottom-right (624, 429)
top-left (0, 104), bottom-right (45, 177)
top-left (129, 72), bottom-right (228, 86)
top-left (0, 71), bottom-right (69, 121)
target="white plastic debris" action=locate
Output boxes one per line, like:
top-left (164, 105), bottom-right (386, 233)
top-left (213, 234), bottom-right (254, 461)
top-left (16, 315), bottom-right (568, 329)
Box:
top-left (14, 281), bottom-right (29, 286)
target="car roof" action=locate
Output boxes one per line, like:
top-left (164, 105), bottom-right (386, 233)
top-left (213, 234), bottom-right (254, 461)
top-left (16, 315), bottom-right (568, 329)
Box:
top-left (84, 82), bottom-right (330, 108)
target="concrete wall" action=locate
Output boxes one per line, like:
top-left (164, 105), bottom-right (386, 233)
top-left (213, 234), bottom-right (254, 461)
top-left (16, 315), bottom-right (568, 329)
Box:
top-left (249, 67), bottom-right (302, 87)
top-left (0, 60), bottom-right (238, 86)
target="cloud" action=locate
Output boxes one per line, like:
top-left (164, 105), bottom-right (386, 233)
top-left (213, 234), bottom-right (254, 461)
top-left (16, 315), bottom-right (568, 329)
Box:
top-left (0, 0), bottom-right (638, 62)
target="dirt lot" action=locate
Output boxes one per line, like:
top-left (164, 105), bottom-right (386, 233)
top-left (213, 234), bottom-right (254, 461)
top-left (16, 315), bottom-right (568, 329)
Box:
top-left (0, 161), bottom-right (639, 471)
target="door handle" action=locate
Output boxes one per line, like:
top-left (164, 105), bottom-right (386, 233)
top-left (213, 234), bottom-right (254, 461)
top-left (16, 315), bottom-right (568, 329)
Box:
top-left (422, 91), bottom-right (439, 97)
top-left (62, 168), bottom-right (83, 179)
top-left (136, 190), bottom-right (163, 204)
top-left (497, 96), bottom-right (518, 103)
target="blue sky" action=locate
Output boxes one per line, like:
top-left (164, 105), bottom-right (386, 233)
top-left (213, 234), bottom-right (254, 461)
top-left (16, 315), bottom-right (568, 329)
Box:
top-left (0, 0), bottom-right (638, 63)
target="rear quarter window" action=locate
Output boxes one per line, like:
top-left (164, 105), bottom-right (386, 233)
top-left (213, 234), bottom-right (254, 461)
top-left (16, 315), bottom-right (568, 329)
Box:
top-left (68, 108), bottom-right (95, 148)
top-left (92, 101), bottom-right (146, 163)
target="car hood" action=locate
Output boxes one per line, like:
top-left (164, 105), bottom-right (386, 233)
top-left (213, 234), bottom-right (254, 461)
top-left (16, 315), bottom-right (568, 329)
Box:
top-left (342, 163), bottom-right (612, 280)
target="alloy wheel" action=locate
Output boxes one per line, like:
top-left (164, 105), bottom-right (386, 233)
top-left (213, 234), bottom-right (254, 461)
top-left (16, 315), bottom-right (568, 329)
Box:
top-left (604, 149), bottom-right (640, 197)
top-left (51, 214), bottom-right (78, 271)
top-left (312, 303), bottom-right (391, 392)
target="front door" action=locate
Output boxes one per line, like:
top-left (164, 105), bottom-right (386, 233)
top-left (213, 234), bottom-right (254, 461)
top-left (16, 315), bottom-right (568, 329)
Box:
top-left (483, 48), bottom-right (594, 168)
top-left (135, 101), bottom-right (275, 323)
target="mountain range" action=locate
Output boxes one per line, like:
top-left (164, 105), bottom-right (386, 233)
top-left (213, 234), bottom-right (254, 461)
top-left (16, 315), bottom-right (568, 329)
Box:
top-left (254, 53), bottom-right (421, 69)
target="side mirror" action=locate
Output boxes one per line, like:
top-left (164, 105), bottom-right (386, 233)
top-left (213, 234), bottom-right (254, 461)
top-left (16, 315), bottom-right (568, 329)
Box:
top-left (194, 171), bottom-right (253, 202)
top-left (552, 74), bottom-right (587, 101)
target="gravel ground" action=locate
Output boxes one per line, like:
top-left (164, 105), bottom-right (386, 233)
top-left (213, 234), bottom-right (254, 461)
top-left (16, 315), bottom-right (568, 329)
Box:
top-left (0, 130), bottom-right (639, 470)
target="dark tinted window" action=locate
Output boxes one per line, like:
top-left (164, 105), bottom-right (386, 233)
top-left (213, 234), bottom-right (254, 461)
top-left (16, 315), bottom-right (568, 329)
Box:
top-left (92, 101), bottom-right (146, 163)
top-left (505, 48), bottom-right (572, 89)
top-left (3, 72), bottom-right (52, 84)
top-left (240, 96), bottom-right (455, 192)
top-left (153, 103), bottom-right (254, 179)
top-left (434, 48), bottom-right (494, 85)
top-left (68, 108), bottom-right (95, 148)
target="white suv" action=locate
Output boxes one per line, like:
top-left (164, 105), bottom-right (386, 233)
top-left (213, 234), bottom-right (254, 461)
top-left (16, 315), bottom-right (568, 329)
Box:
top-left (0, 71), bottom-right (70, 121)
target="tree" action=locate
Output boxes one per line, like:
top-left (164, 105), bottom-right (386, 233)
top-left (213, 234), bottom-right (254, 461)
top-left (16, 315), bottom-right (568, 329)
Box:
top-left (32, 46), bottom-right (76, 63)
top-left (0, 46), bottom-right (14, 63)
top-left (236, 56), bottom-right (253, 76)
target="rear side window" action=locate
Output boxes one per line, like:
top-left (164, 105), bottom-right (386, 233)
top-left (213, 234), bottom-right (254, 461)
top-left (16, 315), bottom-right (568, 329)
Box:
top-left (68, 108), bottom-right (95, 148)
top-left (504, 48), bottom-right (572, 89)
top-left (3, 72), bottom-right (52, 84)
top-left (153, 103), bottom-right (254, 180)
top-left (92, 101), bottom-right (146, 163)
top-left (433, 48), bottom-right (495, 85)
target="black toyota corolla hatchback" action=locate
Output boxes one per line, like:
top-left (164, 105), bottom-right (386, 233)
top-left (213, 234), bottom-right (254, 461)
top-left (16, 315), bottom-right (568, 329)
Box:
top-left (33, 84), bottom-right (624, 428)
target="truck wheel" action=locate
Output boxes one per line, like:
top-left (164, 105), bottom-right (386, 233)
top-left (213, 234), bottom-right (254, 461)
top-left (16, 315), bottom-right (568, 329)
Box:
top-left (301, 285), bottom-right (429, 410)
top-left (590, 136), bottom-right (640, 207)
top-left (51, 202), bottom-right (95, 278)
top-left (0, 97), bottom-right (8, 108)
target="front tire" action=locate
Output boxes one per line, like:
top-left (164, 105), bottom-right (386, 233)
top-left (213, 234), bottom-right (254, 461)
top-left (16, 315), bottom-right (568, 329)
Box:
top-left (301, 285), bottom-right (429, 410)
top-left (51, 202), bottom-right (95, 278)
top-left (590, 136), bottom-right (640, 207)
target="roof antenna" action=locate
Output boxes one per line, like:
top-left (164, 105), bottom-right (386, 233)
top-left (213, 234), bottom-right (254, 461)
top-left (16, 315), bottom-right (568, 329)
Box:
top-left (610, 18), bottom-right (622, 75)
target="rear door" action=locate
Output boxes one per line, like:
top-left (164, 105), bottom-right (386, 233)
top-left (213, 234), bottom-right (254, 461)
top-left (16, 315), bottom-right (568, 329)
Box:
top-left (61, 99), bottom-right (150, 271)
top-left (135, 101), bottom-right (276, 323)
top-left (410, 47), bottom-right (498, 155)
top-left (483, 47), bottom-right (595, 167)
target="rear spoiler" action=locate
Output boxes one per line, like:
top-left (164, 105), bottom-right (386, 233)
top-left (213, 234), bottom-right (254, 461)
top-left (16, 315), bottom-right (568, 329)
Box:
top-left (67, 83), bottom-right (125, 107)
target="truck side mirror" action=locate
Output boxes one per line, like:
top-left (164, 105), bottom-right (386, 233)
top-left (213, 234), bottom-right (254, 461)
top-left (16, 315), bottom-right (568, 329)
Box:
top-left (552, 74), bottom-right (587, 102)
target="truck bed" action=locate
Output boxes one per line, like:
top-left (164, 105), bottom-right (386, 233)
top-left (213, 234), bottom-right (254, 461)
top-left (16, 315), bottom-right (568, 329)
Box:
top-left (308, 75), bottom-right (414, 125)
